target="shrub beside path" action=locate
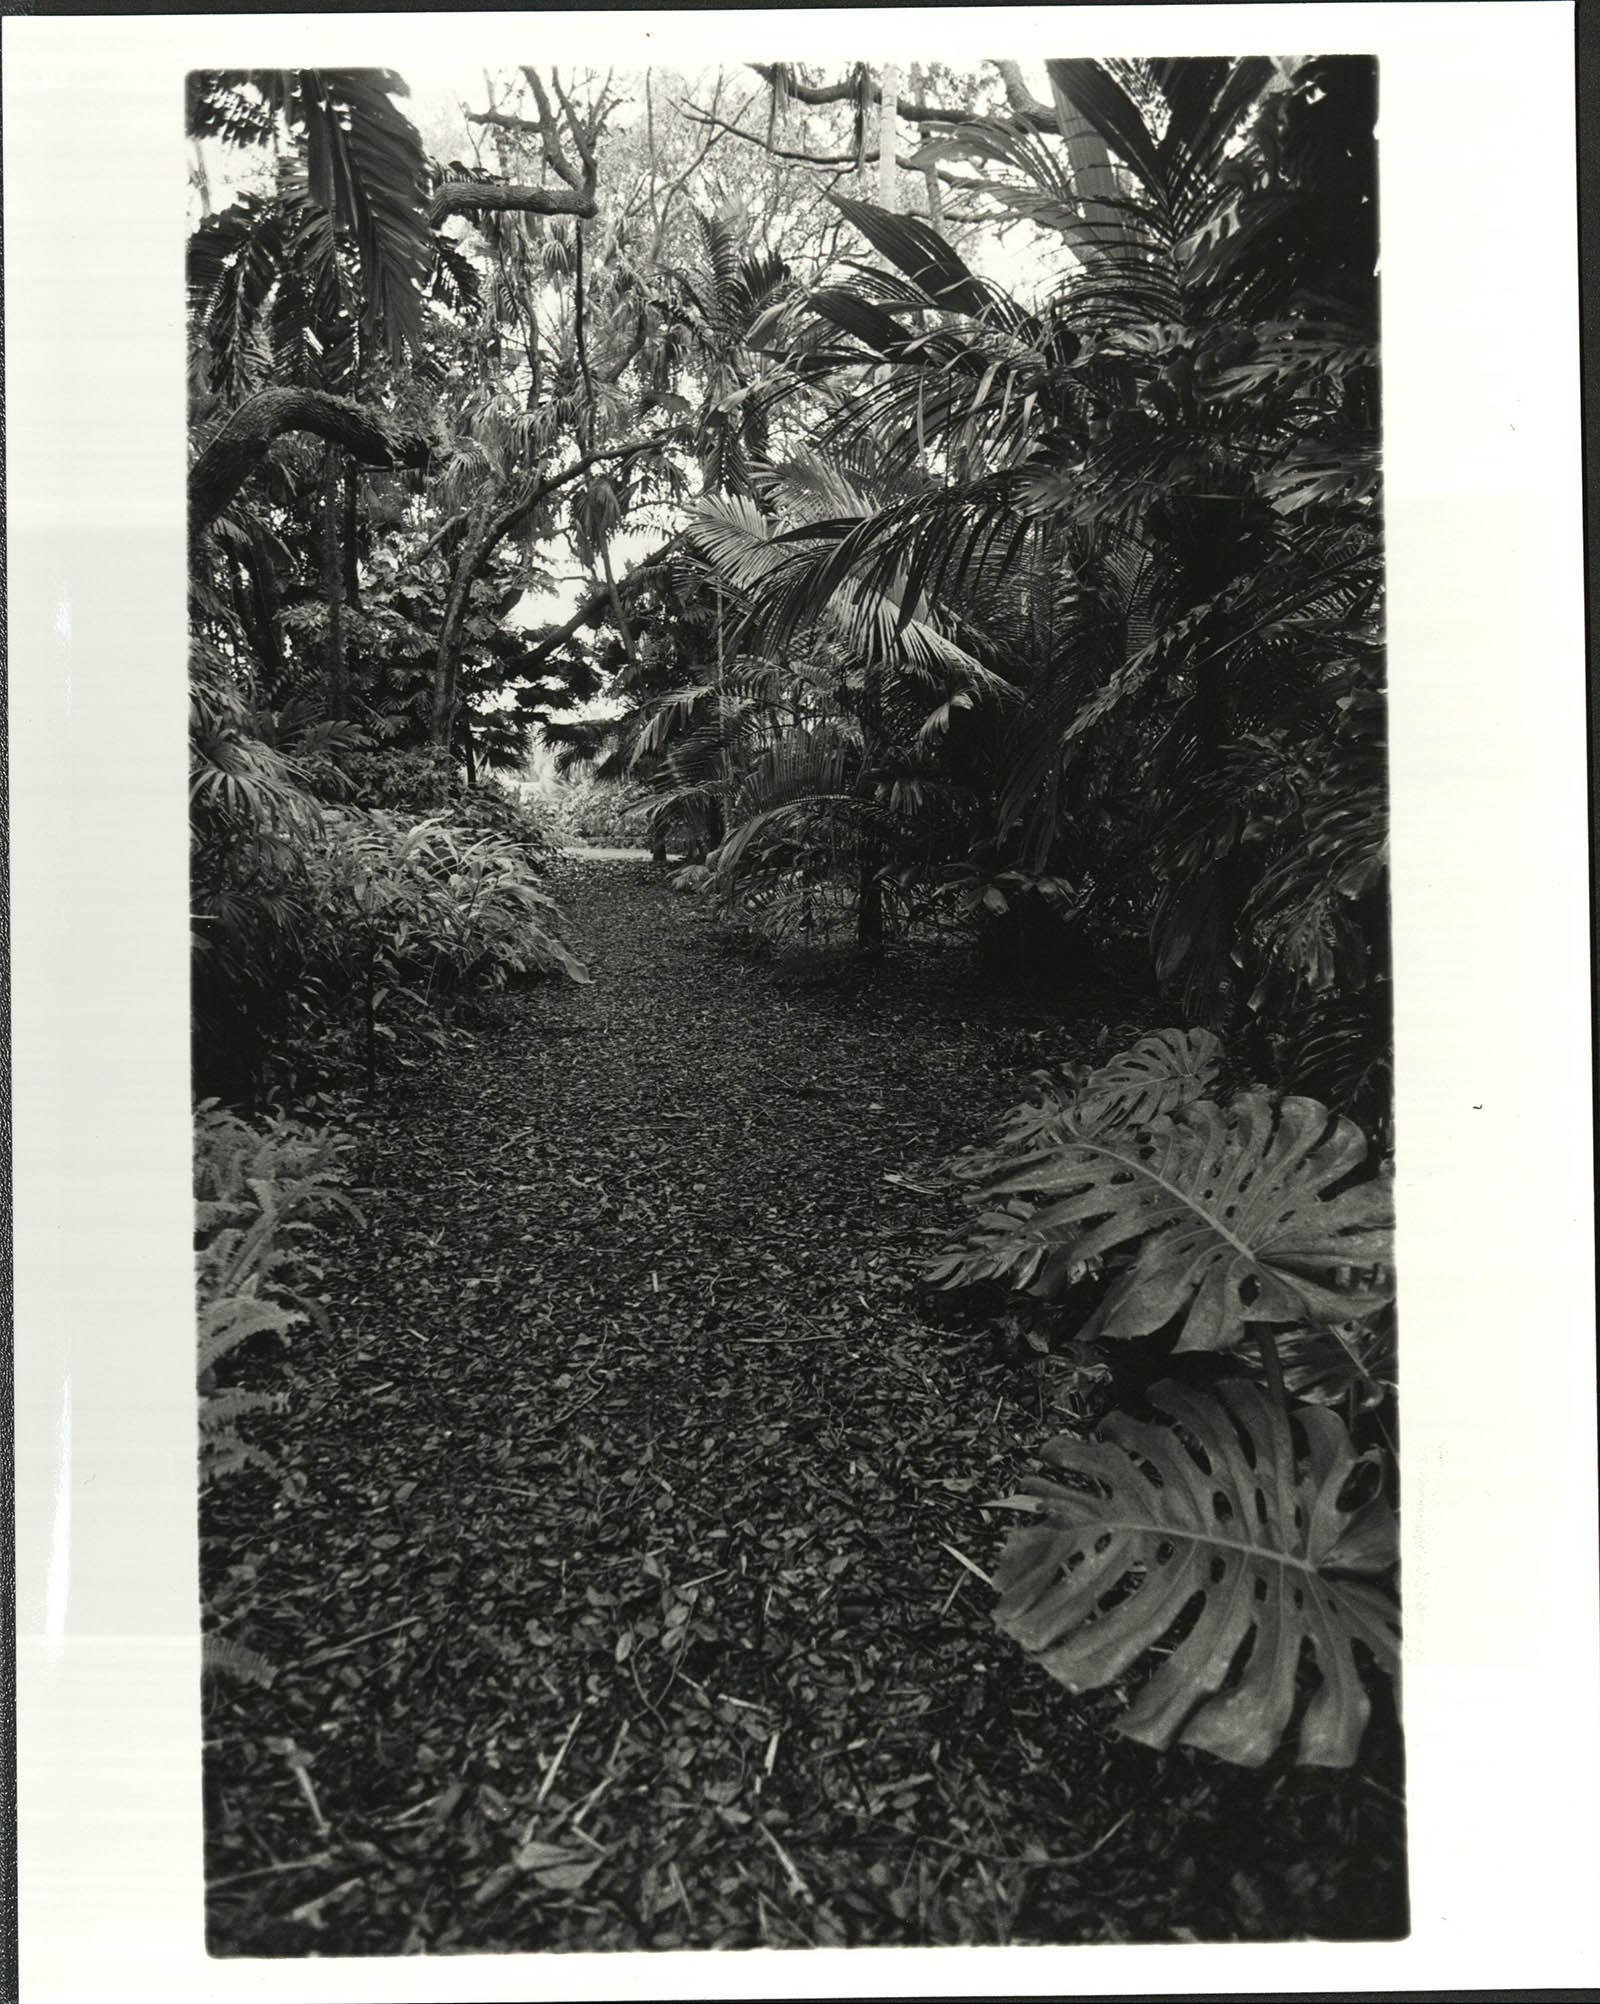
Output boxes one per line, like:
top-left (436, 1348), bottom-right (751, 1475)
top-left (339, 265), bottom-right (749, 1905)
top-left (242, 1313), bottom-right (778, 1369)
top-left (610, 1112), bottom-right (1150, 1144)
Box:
top-left (203, 858), bottom-right (1405, 1953)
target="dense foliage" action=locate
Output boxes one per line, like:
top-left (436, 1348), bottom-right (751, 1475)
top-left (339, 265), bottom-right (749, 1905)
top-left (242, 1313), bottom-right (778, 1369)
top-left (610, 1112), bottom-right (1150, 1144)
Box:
top-left (926, 1027), bottom-right (1396, 1765)
top-left (191, 53), bottom-right (1397, 1942)
top-left (196, 1100), bottom-right (357, 1685)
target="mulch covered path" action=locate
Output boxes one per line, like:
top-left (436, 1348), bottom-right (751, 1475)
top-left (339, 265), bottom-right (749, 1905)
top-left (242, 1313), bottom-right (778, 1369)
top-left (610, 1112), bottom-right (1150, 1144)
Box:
top-left (203, 858), bottom-right (1407, 1955)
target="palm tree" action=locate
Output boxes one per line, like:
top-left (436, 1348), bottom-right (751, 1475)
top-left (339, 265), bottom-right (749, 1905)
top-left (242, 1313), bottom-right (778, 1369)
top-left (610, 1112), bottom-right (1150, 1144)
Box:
top-left (680, 450), bottom-right (1010, 945)
top-left (697, 56), bottom-right (1385, 1068)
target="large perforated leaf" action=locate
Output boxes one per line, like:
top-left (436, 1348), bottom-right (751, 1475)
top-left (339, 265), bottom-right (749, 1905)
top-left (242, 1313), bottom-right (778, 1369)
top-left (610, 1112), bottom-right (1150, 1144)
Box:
top-left (1070, 1027), bottom-right (1223, 1131)
top-left (993, 1377), bottom-right (1398, 1765)
top-left (981, 1092), bottom-right (1393, 1349)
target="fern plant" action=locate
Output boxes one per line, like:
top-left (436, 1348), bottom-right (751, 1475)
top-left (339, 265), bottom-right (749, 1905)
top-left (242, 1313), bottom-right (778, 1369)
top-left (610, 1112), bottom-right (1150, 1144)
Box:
top-left (310, 808), bottom-right (590, 992)
top-left (196, 1101), bottom-right (359, 1682)
top-left (195, 1100), bottom-right (357, 1487)
top-left (926, 1027), bottom-right (1398, 1768)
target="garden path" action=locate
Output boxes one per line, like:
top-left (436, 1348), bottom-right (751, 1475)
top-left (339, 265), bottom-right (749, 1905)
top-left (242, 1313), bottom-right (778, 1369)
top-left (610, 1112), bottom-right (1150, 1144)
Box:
top-left (204, 859), bottom-right (1406, 1953)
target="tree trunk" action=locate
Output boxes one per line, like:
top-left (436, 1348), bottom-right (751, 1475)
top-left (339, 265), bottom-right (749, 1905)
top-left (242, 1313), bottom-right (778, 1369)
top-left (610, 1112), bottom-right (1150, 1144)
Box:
top-left (342, 457), bottom-right (362, 608)
top-left (431, 503), bottom-right (494, 749)
top-left (878, 64), bottom-right (899, 210)
top-left (1193, 656), bottom-right (1252, 1033)
top-left (1002, 61), bottom-right (1126, 262)
top-left (321, 447), bottom-right (348, 719)
top-left (856, 837), bottom-right (885, 951)
top-left (363, 947), bottom-right (378, 1098)
top-left (908, 63), bottom-right (942, 225)
top-left (427, 180), bottom-right (598, 227)
top-left (427, 448), bottom-right (654, 748)
top-left (230, 521), bottom-right (287, 694)
top-left (855, 659), bottom-right (886, 952)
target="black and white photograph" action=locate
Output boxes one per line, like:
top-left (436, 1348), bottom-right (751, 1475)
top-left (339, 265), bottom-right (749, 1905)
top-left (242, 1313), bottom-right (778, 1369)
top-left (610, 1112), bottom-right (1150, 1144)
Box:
top-left (183, 47), bottom-right (1408, 1955)
top-left (9, 6), bottom-right (1598, 1998)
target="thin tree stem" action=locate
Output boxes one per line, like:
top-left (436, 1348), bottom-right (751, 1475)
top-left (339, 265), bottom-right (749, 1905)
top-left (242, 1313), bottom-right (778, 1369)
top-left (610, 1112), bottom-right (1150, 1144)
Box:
top-left (1256, 1327), bottom-right (1288, 1416)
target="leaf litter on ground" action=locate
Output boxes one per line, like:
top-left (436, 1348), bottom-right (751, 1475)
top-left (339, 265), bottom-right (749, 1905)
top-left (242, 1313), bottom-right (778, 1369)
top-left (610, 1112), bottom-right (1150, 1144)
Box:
top-left (201, 859), bottom-right (1406, 1954)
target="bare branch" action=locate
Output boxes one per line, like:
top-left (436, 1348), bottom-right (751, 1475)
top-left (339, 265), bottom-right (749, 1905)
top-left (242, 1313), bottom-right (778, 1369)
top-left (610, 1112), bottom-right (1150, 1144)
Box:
top-left (512, 544), bottom-right (676, 679)
top-left (521, 66), bottom-right (587, 190)
top-left (647, 79), bottom-right (738, 259)
top-left (430, 437), bottom-right (680, 742)
top-left (748, 61), bottom-right (1039, 130)
top-left (445, 67), bottom-right (604, 224)
top-left (413, 508), bottom-right (471, 566)
top-left (428, 180), bottom-right (598, 226)
top-left (993, 60), bottom-right (1056, 126)
top-left (681, 101), bottom-right (981, 191)
top-left (549, 67), bottom-right (599, 182)
top-left (466, 107), bottom-right (546, 138)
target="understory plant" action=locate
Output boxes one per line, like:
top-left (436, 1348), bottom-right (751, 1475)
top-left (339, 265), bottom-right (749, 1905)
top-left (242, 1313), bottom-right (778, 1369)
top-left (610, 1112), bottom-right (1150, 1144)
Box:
top-left (196, 1101), bottom-right (359, 1685)
top-left (192, 686), bottom-right (589, 1097)
top-left (925, 1027), bottom-right (1398, 1769)
top-left (320, 746), bottom-right (560, 869)
top-left (284, 807), bottom-right (592, 1094)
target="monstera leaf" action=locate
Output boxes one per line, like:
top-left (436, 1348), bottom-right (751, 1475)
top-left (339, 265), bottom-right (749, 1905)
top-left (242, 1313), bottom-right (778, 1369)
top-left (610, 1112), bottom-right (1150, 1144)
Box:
top-left (1277, 1314), bottom-right (1396, 1410)
top-left (993, 1377), bottom-right (1398, 1766)
top-left (1070, 1027), bottom-right (1223, 1131)
top-left (980, 1092), bottom-right (1393, 1350)
top-left (947, 1030), bottom-right (1223, 1194)
top-left (921, 1197), bottom-right (1088, 1296)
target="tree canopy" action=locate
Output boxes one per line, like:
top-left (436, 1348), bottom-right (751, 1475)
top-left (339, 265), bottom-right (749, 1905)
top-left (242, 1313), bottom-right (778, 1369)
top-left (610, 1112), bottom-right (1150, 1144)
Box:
top-left (190, 57), bottom-right (1384, 1123)
top-left (189, 58), bottom-right (1406, 1931)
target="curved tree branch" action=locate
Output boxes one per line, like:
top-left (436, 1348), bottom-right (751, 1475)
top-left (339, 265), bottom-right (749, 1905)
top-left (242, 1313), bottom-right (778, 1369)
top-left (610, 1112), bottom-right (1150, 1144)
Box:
top-left (440, 65), bottom-right (603, 225)
top-left (510, 543), bottom-right (677, 683)
top-left (520, 65), bottom-right (586, 189)
top-left (682, 100), bottom-right (979, 187)
top-left (442, 65), bottom-right (603, 226)
top-left (748, 61), bottom-right (1053, 131)
top-left (429, 435), bottom-right (682, 743)
top-left (189, 387), bottom-right (433, 539)
top-left (427, 180), bottom-right (599, 226)
top-left (992, 60), bottom-right (1057, 127)
top-left (466, 106), bottom-right (546, 138)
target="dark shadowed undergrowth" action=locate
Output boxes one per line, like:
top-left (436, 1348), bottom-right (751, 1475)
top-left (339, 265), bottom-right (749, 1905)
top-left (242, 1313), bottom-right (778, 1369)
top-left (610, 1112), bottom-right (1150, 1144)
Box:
top-left (201, 859), bottom-right (1405, 1954)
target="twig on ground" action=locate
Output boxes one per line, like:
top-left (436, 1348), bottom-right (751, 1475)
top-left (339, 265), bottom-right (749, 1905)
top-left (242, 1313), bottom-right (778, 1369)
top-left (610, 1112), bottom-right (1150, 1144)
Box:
top-left (735, 1330), bottom-right (850, 1344)
top-left (563, 1771), bottom-right (619, 1833)
top-left (628, 1653), bottom-right (665, 1722)
top-left (939, 1540), bottom-right (995, 1589)
top-left (295, 1614), bottom-right (427, 1672)
top-left (536, 1706), bottom-right (585, 1807)
top-left (916, 1807), bottom-right (1138, 1871)
top-left (757, 1819), bottom-right (815, 1904)
top-left (289, 1876), bottom-right (363, 1925)
top-left (677, 1566), bottom-right (731, 1591)
top-left (715, 1691), bottom-right (771, 1713)
top-left (293, 1763), bottom-right (329, 1836)
top-left (207, 1850), bottom-right (334, 1890)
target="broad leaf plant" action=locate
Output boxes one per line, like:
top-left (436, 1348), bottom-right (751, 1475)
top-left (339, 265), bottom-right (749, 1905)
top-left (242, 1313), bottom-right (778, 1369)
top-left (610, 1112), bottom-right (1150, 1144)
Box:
top-left (927, 1027), bottom-right (1398, 1768)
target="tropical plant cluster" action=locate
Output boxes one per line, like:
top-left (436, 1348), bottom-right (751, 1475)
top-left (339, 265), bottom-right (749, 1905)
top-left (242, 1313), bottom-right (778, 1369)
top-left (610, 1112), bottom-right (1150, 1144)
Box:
top-left (191, 655), bottom-right (583, 1100)
top-left (189, 55), bottom-right (1395, 1797)
top-left (925, 1025), bottom-right (1396, 1766)
top-left (640, 59), bottom-right (1387, 1141)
